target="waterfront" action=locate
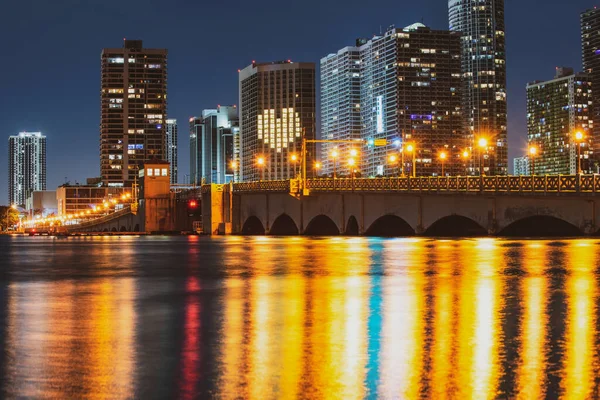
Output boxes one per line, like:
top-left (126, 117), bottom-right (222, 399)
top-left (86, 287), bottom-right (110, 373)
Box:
top-left (0, 236), bottom-right (599, 399)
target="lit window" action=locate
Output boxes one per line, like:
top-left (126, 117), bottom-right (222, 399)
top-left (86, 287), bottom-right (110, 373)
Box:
top-left (154, 169), bottom-right (160, 176)
top-left (161, 168), bottom-right (168, 176)
top-left (108, 57), bottom-right (124, 64)
top-left (128, 58), bottom-right (135, 63)
top-left (147, 169), bottom-right (153, 176)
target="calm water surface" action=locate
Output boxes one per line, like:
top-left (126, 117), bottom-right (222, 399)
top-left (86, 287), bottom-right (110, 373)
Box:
top-left (0, 235), bottom-right (599, 399)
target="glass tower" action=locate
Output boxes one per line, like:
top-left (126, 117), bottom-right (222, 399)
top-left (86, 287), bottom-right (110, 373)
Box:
top-left (8, 132), bottom-right (47, 206)
top-left (165, 119), bottom-right (178, 184)
top-left (582, 8), bottom-right (600, 165)
top-left (239, 61), bottom-right (316, 182)
top-left (449, 0), bottom-right (508, 175)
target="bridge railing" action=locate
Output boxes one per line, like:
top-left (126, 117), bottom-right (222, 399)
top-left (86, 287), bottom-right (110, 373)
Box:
top-left (67, 206), bottom-right (133, 230)
top-left (231, 175), bottom-right (600, 194)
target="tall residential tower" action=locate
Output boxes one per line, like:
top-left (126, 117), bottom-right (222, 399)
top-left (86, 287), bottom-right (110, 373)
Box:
top-left (449, 0), bottom-right (508, 175)
top-left (582, 8), bottom-right (600, 164)
top-left (165, 119), bottom-right (178, 184)
top-left (100, 39), bottom-right (168, 187)
top-left (8, 132), bottom-right (47, 206)
top-left (239, 61), bottom-right (316, 181)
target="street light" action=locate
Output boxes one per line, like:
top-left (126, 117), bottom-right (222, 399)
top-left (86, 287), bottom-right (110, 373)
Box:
top-left (529, 146), bottom-right (537, 176)
top-left (388, 154), bottom-right (400, 178)
top-left (331, 148), bottom-right (339, 179)
top-left (290, 153), bottom-right (298, 178)
top-left (348, 158), bottom-right (356, 189)
top-left (575, 131), bottom-right (584, 174)
top-left (478, 138), bottom-right (488, 176)
top-left (314, 161), bottom-right (322, 175)
top-left (257, 156), bottom-right (266, 181)
top-left (406, 143), bottom-right (416, 177)
top-left (230, 160), bottom-right (238, 182)
top-left (462, 150), bottom-right (470, 176)
top-left (439, 151), bottom-right (447, 176)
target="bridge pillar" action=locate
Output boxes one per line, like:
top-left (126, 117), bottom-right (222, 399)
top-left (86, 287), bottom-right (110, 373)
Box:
top-left (201, 184), bottom-right (231, 235)
top-left (487, 197), bottom-right (498, 235)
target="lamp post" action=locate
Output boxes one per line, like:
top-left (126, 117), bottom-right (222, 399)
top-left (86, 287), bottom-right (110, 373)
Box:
top-left (290, 154), bottom-right (298, 178)
top-left (528, 146), bottom-right (537, 176)
top-left (575, 131), bottom-right (583, 174)
top-left (257, 156), bottom-right (265, 181)
top-left (348, 158), bottom-right (356, 190)
top-left (478, 138), bottom-right (488, 177)
top-left (314, 161), bottom-right (321, 176)
top-left (462, 150), bottom-right (470, 176)
top-left (230, 160), bottom-right (238, 183)
top-left (5, 204), bottom-right (17, 232)
top-left (331, 148), bottom-right (338, 179)
top-left (406, 144), bottom-right (416, 177)
top-left (439, 151), bottom-right (447, 176)
top-left (388, 154), bottom-right (399, 177)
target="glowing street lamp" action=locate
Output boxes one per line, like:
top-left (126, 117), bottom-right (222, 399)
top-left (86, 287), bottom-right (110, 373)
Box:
top-left (529, 146), bottom-right (537, 175)
top-left (405, 143), bottom-right (416, 178)
top-left (575, 131), bottom-right (584, 174)
top-left (314, 161), bottom-right (322, 175)
top-left (290, 153), bottom-right (298, 177)
top-left (257, 156), bottom-right (266, 181)
top-left (388, 154), bottom-right (400, 177)
top-left (478, 137), bottom-right (488, 176)
top-left (230, 160), bottom-right (238, 182)
top-left (331, 148), bottom-right (339, 179)
top-left (439, 151), bottom-right (447, 176)
top-left (462, 150), bottom-right (470, 176)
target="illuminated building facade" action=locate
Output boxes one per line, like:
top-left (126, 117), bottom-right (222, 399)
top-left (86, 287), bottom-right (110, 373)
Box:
top-left (320, 46), bottom-right (362, 177)
top-left (100, 39), bottom-right (168, 187)
top-left (239, 61), bottom-right (316, 181)
top-left (526, 68), bottom-right (593, 175)
top-left (323, 24), bottom-right (462, 177)
top-left (513, 156), bottom-right (530, 176)
top-left (165, 119), bottom-right (178, 184)
top-left (189, 106), bottom-right (238, 184)
top-left (582, 8), bottom-right (600, 164)
top-left (449, 0), bottom-right (508, 175)
top-left (8, 132), bottom-right (46, 206)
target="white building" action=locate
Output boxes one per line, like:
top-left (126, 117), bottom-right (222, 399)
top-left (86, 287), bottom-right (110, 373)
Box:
top-left (513, 157), bottom-right (530, 176)
top-left (8, 132), bottom-right (46, 206)
top-left (165, 119), bottom-right (178, 184)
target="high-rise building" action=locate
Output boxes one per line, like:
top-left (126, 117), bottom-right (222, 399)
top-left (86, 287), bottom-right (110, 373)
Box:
top-left (239, 61), bottom-right (316, 181)
top-left (449, 0), bottom-right (508, 175)
top-left (513, 157), bottom-right (530, 176)
top-left (526, 68), bottom-right (593, 175)
top-left (320, 46), bottom-right (362, 177)
top-left (582, 8), bottom-right (600, 164)
top-left (322, 24), bottom-right (463, 177)
top-left (100, 39), bottom-right (168, 187)
top-left (165, 119), bottom-right (178, 184)
top-left (8, 132), bottom-right (47, 206)
top-left (189, 106), bottom-right (239, 184)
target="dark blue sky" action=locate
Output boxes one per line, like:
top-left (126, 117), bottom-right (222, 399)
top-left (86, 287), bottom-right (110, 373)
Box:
top-left (0, 0), bottom-right (596, 203)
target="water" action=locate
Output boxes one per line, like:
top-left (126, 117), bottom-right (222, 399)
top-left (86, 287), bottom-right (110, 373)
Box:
top-left (0, 235), bottom-right (599, 399)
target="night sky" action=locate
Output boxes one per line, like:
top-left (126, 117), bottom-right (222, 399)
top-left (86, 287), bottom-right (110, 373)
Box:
top-left (0, 0), bottom-right (595, 203)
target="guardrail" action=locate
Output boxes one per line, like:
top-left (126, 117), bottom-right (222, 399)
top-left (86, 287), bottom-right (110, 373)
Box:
top-left (231, 175), bottom-right (600, 194)
top-left (67, 206), bottom-right (133, 230)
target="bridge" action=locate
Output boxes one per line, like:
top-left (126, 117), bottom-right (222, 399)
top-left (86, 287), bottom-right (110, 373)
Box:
top-left (203, 175), bottom-right (600, 236)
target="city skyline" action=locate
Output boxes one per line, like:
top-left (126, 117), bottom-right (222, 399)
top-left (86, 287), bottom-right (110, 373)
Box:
top-left (0, 0), bottom-right (597, 201)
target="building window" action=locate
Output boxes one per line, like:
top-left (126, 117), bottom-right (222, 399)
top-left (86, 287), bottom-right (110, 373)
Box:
top-left (147, 169), bottom-right (153, 176)
top-left (161, 168), bottom-right (168, 176)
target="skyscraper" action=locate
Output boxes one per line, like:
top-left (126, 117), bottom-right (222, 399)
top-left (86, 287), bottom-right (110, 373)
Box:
top-left (513, 156), bottom-right (530, 176)
top-left (320, 46), bottom-right (362, 177)
top-left (189, 106), bottom-right (239, 184)
top-left (582, 8), bottom-right (600, 164)
top-left (449, 0), bottom-right (508, 175)
top-left (526, 68), bottom-right (593, 175)
top-left (165, 119), bottom-right (178, 184)
top-left (100, 39), bottom-right (168, 187)
top-left (239, 61), bottom-right (316, 181)
top-left (8, 132), bottom-right (47, 206)
top-left (321, 24), bottom-right (463, 177)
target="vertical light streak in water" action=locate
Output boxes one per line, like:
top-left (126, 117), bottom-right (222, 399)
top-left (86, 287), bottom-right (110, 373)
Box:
top-left (430, 241), bottom-right (458, 399)
top-left (279, 272), bottom-right (305, 399)
top-left (5, 282), bottom-right (50, 397)
top-left (215, 277), bottom-right (246, 399)
top-left (562, 240), bottom-right (597, 399)
top-left (516, 241), bottom-right (548, 400)
top-left (111, 278), bottom-right (136, 398)
top-left (457, 239), bottom-right (501, 399)
top-left (249, 275), bottom-right (276, 400)
top-left (179, 277), bottom-right (201, 399)
top-left (379, 238), bottom-right (424, 399)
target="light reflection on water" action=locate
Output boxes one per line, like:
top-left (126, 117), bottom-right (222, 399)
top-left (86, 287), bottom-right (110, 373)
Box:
top-left (0, 236), bottom-right (599, 398)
